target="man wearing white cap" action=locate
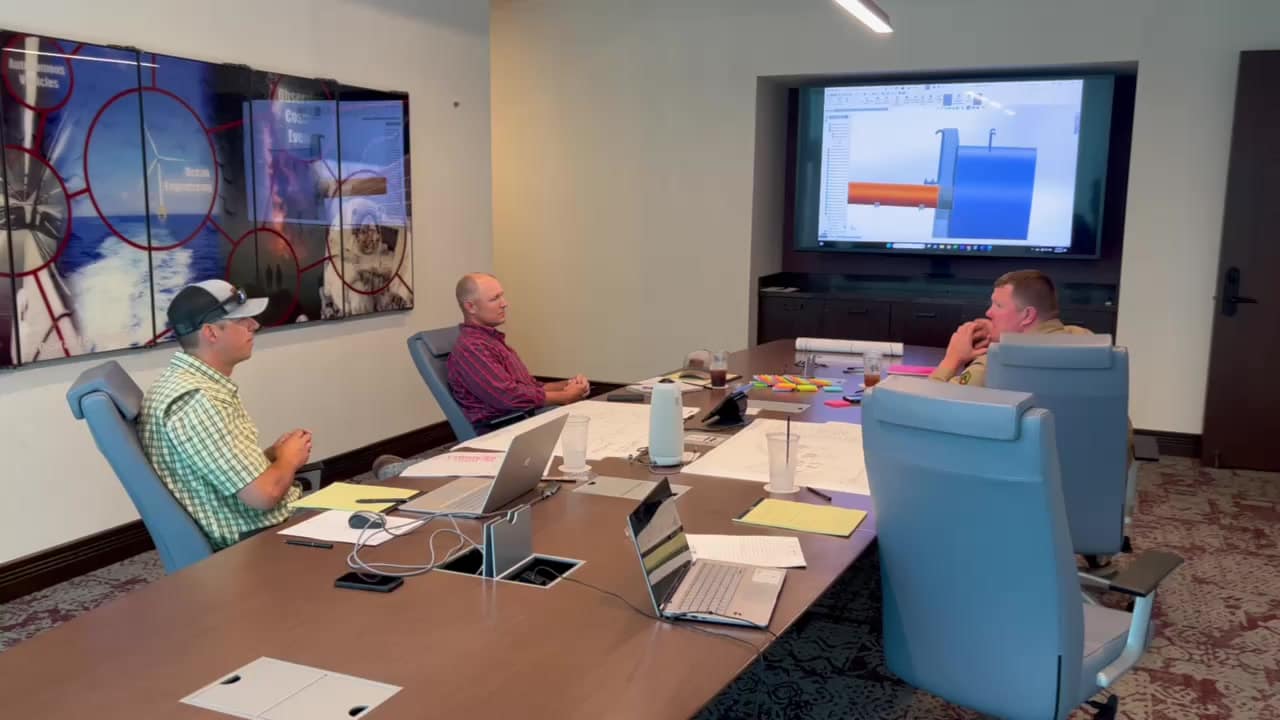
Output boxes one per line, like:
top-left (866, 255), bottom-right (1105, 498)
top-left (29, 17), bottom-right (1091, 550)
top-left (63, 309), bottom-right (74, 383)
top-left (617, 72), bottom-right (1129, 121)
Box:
top-left (138, 280), bottom-right (313, 549)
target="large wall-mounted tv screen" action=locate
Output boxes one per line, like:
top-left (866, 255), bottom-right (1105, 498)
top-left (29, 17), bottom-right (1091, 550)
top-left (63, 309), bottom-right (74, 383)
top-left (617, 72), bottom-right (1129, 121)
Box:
top-left (792, 74), bottom-right (1118, 260)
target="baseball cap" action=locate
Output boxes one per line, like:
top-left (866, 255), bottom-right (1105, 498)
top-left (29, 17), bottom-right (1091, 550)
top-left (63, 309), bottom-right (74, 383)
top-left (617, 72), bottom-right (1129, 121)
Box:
top-left (168, 279), bottom-right (268, 337)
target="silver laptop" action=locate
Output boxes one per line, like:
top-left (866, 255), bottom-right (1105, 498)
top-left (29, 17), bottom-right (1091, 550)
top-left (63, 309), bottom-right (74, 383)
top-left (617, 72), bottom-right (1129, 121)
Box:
top-left (625, 478), bottom-right (785, 628)
top-left (398, 414), bottom-right (569, 517)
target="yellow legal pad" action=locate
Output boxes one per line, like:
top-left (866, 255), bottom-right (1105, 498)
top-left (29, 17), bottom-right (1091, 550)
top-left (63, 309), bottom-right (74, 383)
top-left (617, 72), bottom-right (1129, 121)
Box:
top-left (733, 498), bottom-right (868, 537)
top-left (287, 482), bottom-right (420, 513)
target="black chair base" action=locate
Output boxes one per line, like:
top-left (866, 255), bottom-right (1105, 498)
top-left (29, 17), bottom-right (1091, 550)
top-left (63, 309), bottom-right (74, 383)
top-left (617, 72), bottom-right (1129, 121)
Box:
top-left (1089, 694), bottom-right (1119, 720)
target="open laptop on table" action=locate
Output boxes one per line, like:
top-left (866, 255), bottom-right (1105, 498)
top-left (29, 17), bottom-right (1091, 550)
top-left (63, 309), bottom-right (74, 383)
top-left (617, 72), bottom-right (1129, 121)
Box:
top-left (397, 414), bottom-right (569, 517)
top-left (625, 478), bottom-right (785, 628)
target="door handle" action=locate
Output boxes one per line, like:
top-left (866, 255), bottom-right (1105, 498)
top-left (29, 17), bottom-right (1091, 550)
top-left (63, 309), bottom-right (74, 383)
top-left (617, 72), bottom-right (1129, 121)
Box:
top-left (1220, 267), bottom-right (1257, 317)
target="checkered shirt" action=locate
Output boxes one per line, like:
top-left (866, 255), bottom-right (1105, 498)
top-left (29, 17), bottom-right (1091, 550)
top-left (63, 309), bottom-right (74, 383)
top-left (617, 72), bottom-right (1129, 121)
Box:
top-left (137, 352), bottom-right (298, 549)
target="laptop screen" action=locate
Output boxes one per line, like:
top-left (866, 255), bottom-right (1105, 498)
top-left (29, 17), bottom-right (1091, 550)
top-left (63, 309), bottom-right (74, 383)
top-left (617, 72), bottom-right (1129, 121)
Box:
top-left (626, 478), bottom-right (693, 611)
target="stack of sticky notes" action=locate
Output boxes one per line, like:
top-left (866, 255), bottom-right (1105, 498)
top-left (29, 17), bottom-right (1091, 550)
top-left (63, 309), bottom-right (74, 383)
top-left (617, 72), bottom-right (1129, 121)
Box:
top-left (734, 498), bottom-right (867, 537)
top-left (757, 374), bottom-right (845, 393)
top-left (888, 364), bottom-right (936, 376)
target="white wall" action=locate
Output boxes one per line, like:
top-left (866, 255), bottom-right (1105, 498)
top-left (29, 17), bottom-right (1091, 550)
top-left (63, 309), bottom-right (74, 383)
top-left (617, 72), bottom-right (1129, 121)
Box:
top-left (491, 0), bottom-right (1280, 435)
top-left (0, 0), bottom-right (492, 563)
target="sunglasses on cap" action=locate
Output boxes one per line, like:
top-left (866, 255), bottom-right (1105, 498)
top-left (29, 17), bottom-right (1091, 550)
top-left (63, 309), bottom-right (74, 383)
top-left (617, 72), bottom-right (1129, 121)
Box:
top-left (178, 286), bottom-right (251, 336)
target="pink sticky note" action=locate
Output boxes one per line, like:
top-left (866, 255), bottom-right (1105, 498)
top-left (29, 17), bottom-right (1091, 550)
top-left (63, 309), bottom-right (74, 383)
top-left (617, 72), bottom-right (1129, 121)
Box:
top-left (824, 399), bottom-right (852, 408)
top-left (888, 364), bottom-right (935, 376)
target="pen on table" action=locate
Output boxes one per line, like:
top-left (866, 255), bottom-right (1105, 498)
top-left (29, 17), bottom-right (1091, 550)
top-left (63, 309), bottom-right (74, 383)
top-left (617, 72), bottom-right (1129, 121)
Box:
top-left (543, 476), bottom-right (580, 483)
top-left (284, 539), bottom-right (333, 549)
top-left (356, 498), bottom-right (407, 504)
top-left (805, 486), bottom-right (833, 502)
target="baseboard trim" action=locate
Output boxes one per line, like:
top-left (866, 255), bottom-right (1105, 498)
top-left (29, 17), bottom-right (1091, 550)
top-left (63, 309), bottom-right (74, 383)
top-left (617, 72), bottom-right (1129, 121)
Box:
top-left (0, 522), bottom-right (154, 604)
top-left (1134, 429), bottom-right (1201, 459)
top-left (0, 419), bottom-right (458, 605)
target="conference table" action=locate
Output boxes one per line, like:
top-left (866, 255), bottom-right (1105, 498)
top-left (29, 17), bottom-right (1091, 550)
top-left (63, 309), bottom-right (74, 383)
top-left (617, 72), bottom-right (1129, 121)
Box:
top-left (0, 340), bottom-right (943, 719)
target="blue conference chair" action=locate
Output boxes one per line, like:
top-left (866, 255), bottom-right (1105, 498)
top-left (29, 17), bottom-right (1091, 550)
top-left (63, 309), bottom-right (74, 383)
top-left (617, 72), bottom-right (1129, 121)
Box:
top-left (407, 327), bottom-right (537, 442)
top-left (68, 361), bottom-right (323, 573)
top-left (987, 333), bottom-right (1131, 562)
top-left (67, 361), bottom-right (213, 573)
top-left (861, 376), bottom-right (1180, 719)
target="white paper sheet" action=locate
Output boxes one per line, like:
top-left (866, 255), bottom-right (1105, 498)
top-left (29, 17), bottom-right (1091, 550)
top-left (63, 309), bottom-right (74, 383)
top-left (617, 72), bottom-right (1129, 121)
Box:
top-left (399, 451), bottom-right (505, 477)
top-left (686, 534), bottom-right (807, 568)
top-left (629, 375), bottom-right (703, 393)
top-left (279, 511), bottom-right (422, 546)
top-left (681, 419), bottom-right (869, 496)
top-left (458, 402), bottom-right (698, 461)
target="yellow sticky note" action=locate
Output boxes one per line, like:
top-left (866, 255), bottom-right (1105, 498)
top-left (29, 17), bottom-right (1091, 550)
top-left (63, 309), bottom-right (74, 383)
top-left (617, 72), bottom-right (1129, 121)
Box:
top-left (733, 498), bottom-right (867, 537)
top-left (288, 481), bottom-right (419, 513)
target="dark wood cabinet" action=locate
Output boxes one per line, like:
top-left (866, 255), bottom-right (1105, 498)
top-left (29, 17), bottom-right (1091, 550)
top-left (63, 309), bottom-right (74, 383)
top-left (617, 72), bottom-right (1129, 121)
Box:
top-left (759, 296), bottom-right (822, 342)
top-left (758, 274), bottom-right (1118, 347)
top-left (820, 299), bottom-right (892, 341)
top-left (893, 302), bottom-right (963, 347)
top-left (1059, 308), bottom-right (1118, 336)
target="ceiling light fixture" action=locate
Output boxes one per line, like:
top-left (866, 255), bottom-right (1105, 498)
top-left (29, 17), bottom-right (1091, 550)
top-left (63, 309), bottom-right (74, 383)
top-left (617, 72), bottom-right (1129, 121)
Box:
top-left (833, 0), bottom-right (894, 34)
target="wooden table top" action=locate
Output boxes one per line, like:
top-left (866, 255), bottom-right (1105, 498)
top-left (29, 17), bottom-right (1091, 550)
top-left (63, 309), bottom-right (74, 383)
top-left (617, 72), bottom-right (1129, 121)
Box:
top-left (0, 340), bottom-right (942, 720)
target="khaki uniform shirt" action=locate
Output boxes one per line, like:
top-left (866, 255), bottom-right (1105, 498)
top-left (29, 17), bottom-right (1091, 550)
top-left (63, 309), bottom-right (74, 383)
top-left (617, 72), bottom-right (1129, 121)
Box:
top-left (928, 319), bottom-right (1134, 462)
top-left (929, 319), bottom-right (1092, 388)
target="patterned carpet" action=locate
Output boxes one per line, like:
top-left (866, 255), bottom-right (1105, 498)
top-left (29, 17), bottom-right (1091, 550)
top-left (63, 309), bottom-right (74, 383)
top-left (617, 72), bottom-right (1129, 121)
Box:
top-left (3, 457), bottom-right (1279, 719)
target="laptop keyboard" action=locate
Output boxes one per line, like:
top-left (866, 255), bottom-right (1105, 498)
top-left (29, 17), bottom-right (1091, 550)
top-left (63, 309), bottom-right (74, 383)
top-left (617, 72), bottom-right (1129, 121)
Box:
top-left (671, 562), bottom-right (745, 616)
top-left (413, 478), bottom-right (490, 514)
top-left (450, 486), bottom-right (488, 513)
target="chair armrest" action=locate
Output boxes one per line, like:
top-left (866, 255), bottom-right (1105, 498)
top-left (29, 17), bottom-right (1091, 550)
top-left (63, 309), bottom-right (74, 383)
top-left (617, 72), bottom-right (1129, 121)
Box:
top-left (1079, 550), bottom-right (1182, 597)
top-left (481, 409), bottom-right (538, 432)
top-left (294, 461), bottom-right (325, 494)
top-left (1106, 550), bottom-right (1182, 597)
top-left (1092, 550), bottom-right (1182, 689)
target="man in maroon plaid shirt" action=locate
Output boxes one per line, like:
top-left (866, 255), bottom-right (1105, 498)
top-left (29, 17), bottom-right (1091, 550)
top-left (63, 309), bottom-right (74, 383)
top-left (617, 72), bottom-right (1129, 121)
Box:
top-left (446, 273), bottom-right (590, 427)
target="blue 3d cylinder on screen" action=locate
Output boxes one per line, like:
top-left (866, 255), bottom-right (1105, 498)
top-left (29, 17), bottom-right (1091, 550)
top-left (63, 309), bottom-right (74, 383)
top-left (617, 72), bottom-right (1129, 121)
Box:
top-left (947, 145), bottom-right (1037, 240)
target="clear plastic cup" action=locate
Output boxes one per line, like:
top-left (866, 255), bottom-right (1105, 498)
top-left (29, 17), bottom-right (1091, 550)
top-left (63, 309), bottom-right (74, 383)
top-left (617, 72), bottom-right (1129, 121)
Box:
top-left (764, 431), bottom-right (800, 494)
top-left (559, 415), bottom-right (591, 474)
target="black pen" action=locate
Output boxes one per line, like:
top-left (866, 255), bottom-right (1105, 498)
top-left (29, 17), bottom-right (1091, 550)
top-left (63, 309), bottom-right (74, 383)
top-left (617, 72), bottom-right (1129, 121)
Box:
top-left (284, 539), bottom-right (334, 549)
top-left (805, 486), bottom-right (833, 502)
top-left (356, 498), bottom-right (407, 504)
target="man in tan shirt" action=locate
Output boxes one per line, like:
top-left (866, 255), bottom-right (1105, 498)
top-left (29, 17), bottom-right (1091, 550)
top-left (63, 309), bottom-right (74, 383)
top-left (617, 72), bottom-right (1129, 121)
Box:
top-left (930, 269), bottom-right (1091, 387)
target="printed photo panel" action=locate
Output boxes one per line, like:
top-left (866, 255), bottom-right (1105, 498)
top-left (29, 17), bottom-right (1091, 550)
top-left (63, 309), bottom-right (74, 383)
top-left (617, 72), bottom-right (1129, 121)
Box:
top-left (333, 85), bottom-right (413, 317)
top-left (0, 33), bottom-right (148, 364)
